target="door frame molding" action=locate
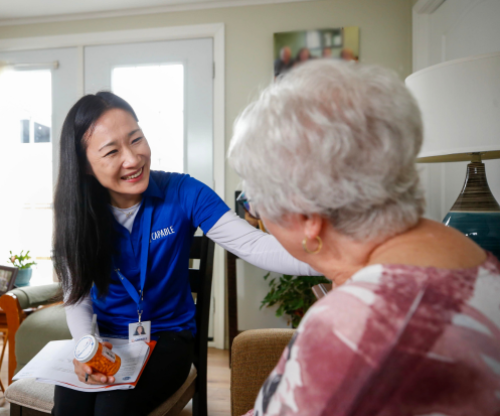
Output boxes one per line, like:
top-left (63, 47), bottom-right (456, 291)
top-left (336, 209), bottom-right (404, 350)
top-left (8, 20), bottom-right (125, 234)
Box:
top-left (0, 23), bottom-right (227, 349)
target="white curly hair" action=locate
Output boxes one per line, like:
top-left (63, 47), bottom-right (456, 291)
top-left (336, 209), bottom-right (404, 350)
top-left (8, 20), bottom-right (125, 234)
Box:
top-left (228, 59), bottom-right (425, 241)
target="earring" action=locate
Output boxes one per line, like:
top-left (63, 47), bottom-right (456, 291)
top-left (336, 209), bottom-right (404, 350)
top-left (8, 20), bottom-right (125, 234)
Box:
top-left (302, 236), bottom-right (323, 254)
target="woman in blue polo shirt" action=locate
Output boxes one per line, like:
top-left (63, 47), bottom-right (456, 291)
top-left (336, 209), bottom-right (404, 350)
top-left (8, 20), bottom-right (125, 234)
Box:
top-left (51, 92), bottom-right (317, 416)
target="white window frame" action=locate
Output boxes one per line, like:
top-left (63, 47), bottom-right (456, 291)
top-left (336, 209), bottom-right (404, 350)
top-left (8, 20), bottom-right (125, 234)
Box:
top-left (0, 24), bottom-right (227, 349)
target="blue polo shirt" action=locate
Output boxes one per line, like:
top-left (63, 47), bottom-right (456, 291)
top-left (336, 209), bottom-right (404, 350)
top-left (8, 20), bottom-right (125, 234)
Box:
top-left (91, 171), bottom-right (230, 338)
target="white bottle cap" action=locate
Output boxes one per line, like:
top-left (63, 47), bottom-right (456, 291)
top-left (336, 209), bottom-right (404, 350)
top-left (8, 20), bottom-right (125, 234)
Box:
top-left (74, 335), bottom-right (98, 363)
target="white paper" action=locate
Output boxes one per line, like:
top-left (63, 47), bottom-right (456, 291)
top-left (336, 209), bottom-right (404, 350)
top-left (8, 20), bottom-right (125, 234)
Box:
top-left (14, 339), bottom-right (150, 392)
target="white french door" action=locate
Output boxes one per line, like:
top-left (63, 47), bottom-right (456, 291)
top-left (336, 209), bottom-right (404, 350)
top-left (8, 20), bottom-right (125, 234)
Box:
top-left (84, 38), bottom-right (214, 188)
top-left (0, 48), bottom-right (79, 285)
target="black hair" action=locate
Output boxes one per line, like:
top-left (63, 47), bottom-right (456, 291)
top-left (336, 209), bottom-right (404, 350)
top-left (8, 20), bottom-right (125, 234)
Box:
top-left (53, 92), bottom-right (138, 305)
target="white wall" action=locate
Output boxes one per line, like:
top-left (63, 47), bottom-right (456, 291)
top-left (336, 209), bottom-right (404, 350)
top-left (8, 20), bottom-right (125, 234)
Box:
top-left (413, 0), bottom-right (500, 222)
top-left (237, 262), bottom-right (290, 329)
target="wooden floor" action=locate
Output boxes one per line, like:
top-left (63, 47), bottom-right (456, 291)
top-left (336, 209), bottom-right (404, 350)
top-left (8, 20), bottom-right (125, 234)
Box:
top-left (179, 349), bottom-right (231, 416)
top-left (0, 338), bottom-right (231, 416)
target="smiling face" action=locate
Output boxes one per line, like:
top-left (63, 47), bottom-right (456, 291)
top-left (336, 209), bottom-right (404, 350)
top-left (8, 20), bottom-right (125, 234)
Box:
top-left (85, 108), bottom-right (151, 208)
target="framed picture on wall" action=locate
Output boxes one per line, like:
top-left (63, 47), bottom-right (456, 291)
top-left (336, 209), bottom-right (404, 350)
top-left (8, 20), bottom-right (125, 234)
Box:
top-left (273, 27), bottom-right (360, 78)
top-left (0, 266), bottom-right (18, 295)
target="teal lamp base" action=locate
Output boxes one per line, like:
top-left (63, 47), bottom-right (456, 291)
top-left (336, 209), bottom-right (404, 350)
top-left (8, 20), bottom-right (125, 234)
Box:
top-left (443, 159), bottom-right (500, 261)
top-left (443, 212), bottom-right (500, 260)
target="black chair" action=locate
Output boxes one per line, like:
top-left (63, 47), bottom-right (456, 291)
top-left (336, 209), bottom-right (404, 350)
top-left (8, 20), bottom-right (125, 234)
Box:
top-left (188, 234), bottom-right (215, 416)
top-left (4, 234), bottom-right (215, 416)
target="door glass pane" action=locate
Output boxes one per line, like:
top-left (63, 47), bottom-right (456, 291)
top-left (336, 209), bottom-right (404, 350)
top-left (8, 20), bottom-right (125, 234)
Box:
top-left (0, 68), bottom-right (53, 285)
top-left (112, 64), bottom-right (184, 173)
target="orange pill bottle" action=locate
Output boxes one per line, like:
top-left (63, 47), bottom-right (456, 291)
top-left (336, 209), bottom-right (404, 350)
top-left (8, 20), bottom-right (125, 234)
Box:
top-left (74, 335), bottom-right (121, 376)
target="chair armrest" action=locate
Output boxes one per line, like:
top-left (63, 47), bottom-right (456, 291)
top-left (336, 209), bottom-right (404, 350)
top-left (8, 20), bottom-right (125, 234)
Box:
top-left (231, 328), bottom-right (295, 416)
top-left (0, 292), bottom-right (27, 384)
top-left (9, 283), bottom-right (62, 310)
top-left (0, 283), bottom-right (62, 384)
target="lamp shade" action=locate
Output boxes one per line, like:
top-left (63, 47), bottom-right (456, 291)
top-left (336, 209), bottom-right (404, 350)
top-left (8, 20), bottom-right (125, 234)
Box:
top-left (405, 52), bottom-right (500, 162)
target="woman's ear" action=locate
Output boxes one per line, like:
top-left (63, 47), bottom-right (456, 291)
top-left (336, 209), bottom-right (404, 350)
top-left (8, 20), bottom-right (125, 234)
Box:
top-left (304, 214), bottom-right (324, 239)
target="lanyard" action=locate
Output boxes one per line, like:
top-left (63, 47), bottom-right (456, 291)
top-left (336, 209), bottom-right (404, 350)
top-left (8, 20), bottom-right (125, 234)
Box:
top-left (115, 198), bottom-right (153, 322)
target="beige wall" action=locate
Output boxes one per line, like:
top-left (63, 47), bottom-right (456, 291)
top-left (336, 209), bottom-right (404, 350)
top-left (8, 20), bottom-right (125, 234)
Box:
top-left (0, 0), bottom-right (413, 204)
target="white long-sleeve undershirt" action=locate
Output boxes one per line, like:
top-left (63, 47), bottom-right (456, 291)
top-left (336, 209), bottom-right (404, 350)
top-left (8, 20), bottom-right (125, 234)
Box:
top-left (206, 212), bottom-right (319, 276)
top-left (65, 211), bottom-right (320, 340)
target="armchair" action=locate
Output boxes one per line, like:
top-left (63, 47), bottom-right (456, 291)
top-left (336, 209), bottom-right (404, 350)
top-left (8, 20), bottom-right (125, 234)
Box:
top-left (231, 329), bottom-right (295, 416)
top-left (0, 283), bottom-right (69, 384)
top-left (230, 284), bottom-right (330, 415)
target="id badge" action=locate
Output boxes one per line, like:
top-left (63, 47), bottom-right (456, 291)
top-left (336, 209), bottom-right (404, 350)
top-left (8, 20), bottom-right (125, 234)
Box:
top-left (128, 321), bottom-right (151, 343)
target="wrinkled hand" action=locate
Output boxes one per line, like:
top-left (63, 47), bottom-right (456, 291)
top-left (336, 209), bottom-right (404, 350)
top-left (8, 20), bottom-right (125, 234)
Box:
top-left (73, 341), bottom-right (115, 384)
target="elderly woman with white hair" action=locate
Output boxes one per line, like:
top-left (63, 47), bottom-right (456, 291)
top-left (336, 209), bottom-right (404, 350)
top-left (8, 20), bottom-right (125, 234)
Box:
top-left (229, 60), bottom-right (500, 416)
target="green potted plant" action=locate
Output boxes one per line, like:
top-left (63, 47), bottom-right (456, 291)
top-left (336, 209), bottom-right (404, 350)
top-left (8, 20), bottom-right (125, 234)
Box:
top-left (261, 273), bottom-right (331, 328)
top-left (8, 250), bottom-right (37, 287)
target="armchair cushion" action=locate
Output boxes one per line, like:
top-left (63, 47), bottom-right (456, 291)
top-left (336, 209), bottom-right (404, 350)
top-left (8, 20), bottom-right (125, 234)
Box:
top-left (231, 329), bottom-right (295, 416)
top-left (5, 378), bottom-right (54, 413)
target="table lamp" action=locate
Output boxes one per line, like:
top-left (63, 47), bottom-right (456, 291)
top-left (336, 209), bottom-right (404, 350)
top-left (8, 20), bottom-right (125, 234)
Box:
top-left (405, 52), bottom-right (500, 260)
